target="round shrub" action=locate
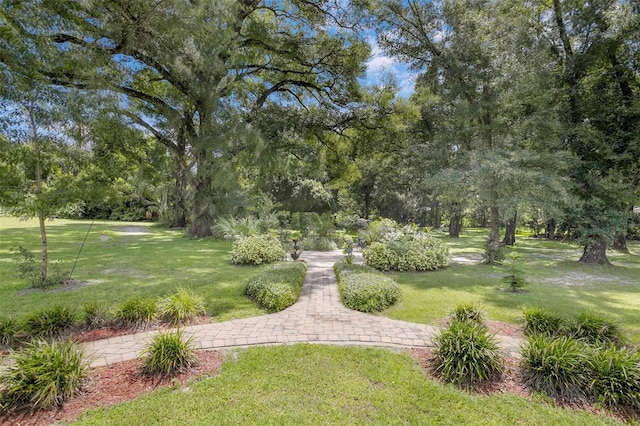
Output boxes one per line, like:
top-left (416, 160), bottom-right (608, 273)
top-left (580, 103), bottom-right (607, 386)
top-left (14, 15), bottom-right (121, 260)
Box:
top-left (231, 234), bottom-right (285, 265)
top-left (522, 306), bottom-right (565, 337)
top-left (567, 311), bottom-right (623, 346)
top-left (363, 235), bottom-right (449, 272)
top-left (521, 335), bottom-right (590, 402)
top-left (433, 320), bottom-right (503, 387)
top-left (158, 288), bottom-right (206, 325)
top-left (245, 262), bottom-right (307, 312)
top-left (0, 340), bottom-right (88, 413)
top-left (114, 297), bottom-right (157, 329)
top-left (588, 345), bottom-right (640, 409)
top-left (22, 305), bottom-right (77, 340)
top-left (141, 329), bottom-right (197, 376)
top-left (334, 263), bottom-right (400, 313)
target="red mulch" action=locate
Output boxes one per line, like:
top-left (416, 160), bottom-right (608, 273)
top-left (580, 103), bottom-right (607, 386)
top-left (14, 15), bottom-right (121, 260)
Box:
top-left (1, 350), bottom-right (223, 426)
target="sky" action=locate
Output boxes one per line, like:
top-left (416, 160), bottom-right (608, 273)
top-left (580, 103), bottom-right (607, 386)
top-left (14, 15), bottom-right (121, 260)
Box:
top-left (363, 36), bottom-right (416, 98)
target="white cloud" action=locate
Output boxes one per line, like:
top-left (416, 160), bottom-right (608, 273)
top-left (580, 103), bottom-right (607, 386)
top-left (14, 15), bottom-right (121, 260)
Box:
top-left (363, 36), bottom-right (416, 98)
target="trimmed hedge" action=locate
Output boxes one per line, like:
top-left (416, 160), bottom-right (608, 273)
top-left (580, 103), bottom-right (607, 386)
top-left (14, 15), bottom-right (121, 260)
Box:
top-left (231, 234), bottom-right (285, 265)
top-left (245, 261), bottom-right (307, 312)
top-left (363, 236), bottom-right (449, 272)
top-left (334, 262), bottom-right (399, 313)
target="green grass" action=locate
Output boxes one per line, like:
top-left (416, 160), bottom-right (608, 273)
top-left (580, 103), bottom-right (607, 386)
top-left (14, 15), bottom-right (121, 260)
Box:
top-left (0, 217), bottom-right (267, 322)
top-left (72, 345), bottom-right (622, 425)
top-left (382, 228), bottom-right (640, 344)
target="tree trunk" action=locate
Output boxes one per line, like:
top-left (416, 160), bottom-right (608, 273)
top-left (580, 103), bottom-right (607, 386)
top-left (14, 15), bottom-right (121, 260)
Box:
top-left (433, 201), bottom-right (441, 229)
top-left (545, 219), bottom-right (556, 239)
top-left (449, 204), bottom-right (462, 238)
top-left (502, 211), bottom-right (517, 246)
top-left (189, 148), bottom-right (214, 238)
top-left (579, 239), bottom-right (611, 265)
top-left (484, 204), bottom-right (501, 264)
top-left (612, 232), bottom-right (629, 253)
top-left (172, 155), bottom-right (188, 228)
top-left (39, 215), bottom-right (48, 285)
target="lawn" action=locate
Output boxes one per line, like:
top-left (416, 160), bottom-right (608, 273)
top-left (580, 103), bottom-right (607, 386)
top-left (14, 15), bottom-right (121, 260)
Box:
top-left (72, 345), bottom-right (623, 425)
top-left (382, 228), bottom-right (640, 343)
top-left (0, 217), bottom-right (266, 322)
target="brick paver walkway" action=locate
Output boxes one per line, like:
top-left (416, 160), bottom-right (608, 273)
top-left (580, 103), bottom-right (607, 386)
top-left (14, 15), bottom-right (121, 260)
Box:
top-left (84, 251), bottom-right (522, 367)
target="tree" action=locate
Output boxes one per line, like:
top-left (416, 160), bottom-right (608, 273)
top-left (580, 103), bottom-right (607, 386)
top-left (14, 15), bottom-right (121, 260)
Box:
top-left (1, 0), bottom-right (369, 237)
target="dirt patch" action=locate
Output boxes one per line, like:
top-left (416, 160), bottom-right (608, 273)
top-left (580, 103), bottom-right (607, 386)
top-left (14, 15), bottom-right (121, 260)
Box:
top-left (17, 279), bottom-right (104, 296)
top-left (118, 226), bottom-right (151, 235)
top-left (0, 350), bottom-right (223, 426)
top-left (537, 271), bottom-right (637, 287)
top-left (100, 268), bottom-right (151, 278)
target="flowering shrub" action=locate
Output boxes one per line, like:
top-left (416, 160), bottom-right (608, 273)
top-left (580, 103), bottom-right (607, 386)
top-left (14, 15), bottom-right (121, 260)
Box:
top-left (231, 234), bottom-right (285, 265)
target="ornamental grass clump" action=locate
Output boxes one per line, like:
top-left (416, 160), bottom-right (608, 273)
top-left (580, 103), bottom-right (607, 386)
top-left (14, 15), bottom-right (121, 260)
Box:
top-left (522, 306), bottom-right (565, 337)
top-left (450, 303), bottom-right (483, 324)
top-left (520, 334), bottom-right (590, 402)
top-left (0, 315), bottom-right (19, 348)
top-left (433, 315), bottom-right (503, 387)
top-left (158, 288), bottom-right (206, 325)
top-left (0, 340), bottom-right (88, 413)
top-left (141, 329), bottom-right (197, 376)
top-left (22, 305), bottom-right (77, 340)
top-left (334, 263), bottom-right (400, 313)
top-left (114, 297), bottom-right (157, 330)
top-left (588, 345), bottom-right (640, 409)
top-left (567, 311), bottom-right (624, 347)
top-left (82, 301), bottom-right (112, 329)
top-left (245, 261), bottom-right (307, 312)
top-left (231, 234), bottom-right (285, 265)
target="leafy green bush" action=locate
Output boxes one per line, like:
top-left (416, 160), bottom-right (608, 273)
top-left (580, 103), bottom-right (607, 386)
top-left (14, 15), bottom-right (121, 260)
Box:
top-left (334, 263), bottom-right (400, 312)
top-left (0, 315), bottom-right (19, 348)
top-left (245, 262), bottom-right (307, 312)
top-left (158, 288), bottom-right (206, 325)
top-left (82, 301), bottom-right (112, 329)
top-left (588, 345), bottom-right (640, 409)
top-left (22, 305), bottom-right (76, 340)
top-left (0, 340), bottom-right (88, 413)
top-left (450, 303), bottom-right (483, 324)
top-left (114, 297), bottom-right (157, 329)
top-left (363, 235), bottom-right (449, 272)
top-left (521, 335), bottom-right (590, 402)
top-left (433, 319), bottom-right (503, 387)
top-left (299, 236), bottom-right (338, 251)
top-left (522, 306), bottom-right (565, 337)
top-left (231, 234), bottom-right (285, 265)
top-left (11, 246), bottom-right (69, 288)
top-left (141, 329), bottom-right (197, 376)
top-left (567, 311), bottom-right (623, 346)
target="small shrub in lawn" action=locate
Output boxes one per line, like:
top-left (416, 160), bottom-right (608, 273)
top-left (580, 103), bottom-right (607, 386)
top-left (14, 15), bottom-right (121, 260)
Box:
top-left (363, 234), bottom-right (449, 272)
top-left (334, 263), bottom-right (400, 313)
top-left (0, 340), bottom-right (88, 413)
top-left (588, 345), bottom-right (640, 409)
top-left (567, 311), bottom-right (623, 347)
top-left (141, 329), bottom-right (196, 376)
top-left (158, 288), bottom-right (206, 325)
top-left (0, 315), bottom-right (20, 348)
top-left (114, 297), bottom-right (157, 329)
top-left (245, 262), bottom-right (307, 312)
top-left (299, 236), bottom-right (337, 251)
top-left (450, 303), bottom-right (483, 324)
top-left (231, 234), bottom-right (285, 265)
top-left (22, 305), bottom-right (77, 340)
top-left (82, 301), bottom-right (112, 329)
top-left (521, 334), bottom-right (590, 402)
top-left (433, 319), bottom-right (503, 387)
top-left (522, 306), bottom-right (565, 337)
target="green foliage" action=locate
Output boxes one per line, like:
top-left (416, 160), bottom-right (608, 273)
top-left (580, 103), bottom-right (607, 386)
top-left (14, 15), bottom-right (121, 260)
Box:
top-left (245, 262), bottom-right (307, 312)
top-left (114, 297), bottom-right (157, 329)
top-left (334, 263), bottom-right (400, 312)
top-left (500, 249), bottom-right (527, 291)
top-left (141, 329), bottom-right (197, 376)
top-left (589, 345), bottom-right (640, 409)
top-left (82, 301), bottom-right (111, 329)
top-left (0, 340), bottom-right (88, 413)
top-left (0, 315), bottom-right (19, 348)
top-left (566, 311), bottom-right (623, 347)
top-left (299, 236), bottom-right (338, 251)
top-left (450, 303), bottom-right (483, 324)
top-left (363, 236), bottom-right (450, 272)
top-left (522, 307), bottom-right (565, 337)
top-left (521, 335), bottom-right (591, 402)
top-left (10, 246), bottom-right (69, 288)
top-left (433, 319), bottom-right (503, 387)
top-left (157, 288), bottom-right (206, 325)
top-left (213, 216), bottom-right (261, 241)
top-left (22, 305), bottom-right (76, 340)
top-left (231, 234), bottom-right (285, 266)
